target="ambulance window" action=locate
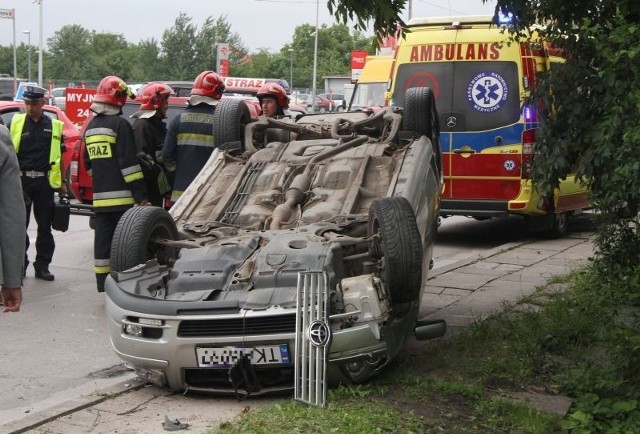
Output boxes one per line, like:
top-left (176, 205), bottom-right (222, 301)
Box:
top-left (395, 61), bottom-right (520, 131)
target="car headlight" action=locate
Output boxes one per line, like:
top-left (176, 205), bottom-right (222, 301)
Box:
top-left (122, 317), bottom-right (164, 339)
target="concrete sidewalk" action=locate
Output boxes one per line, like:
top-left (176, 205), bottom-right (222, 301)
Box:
top-left (420, 230), bottom-right (595, 333)
top-left (11, 228), bottom-right (596, 433)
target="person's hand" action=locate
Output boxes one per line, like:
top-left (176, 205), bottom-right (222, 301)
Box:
top-left (1, 286), bottom-right (22, 313)
top-left (136, 199), bottom-right (150, 207)
top-left (59, 183), bottom-right (68, 197)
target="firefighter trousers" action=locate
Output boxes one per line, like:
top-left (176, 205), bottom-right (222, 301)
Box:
top-left (93, 210), bottom-right (126, 292)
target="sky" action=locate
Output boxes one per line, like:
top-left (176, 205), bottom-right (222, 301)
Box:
top-left (0, 0), bottom-right (497, 53)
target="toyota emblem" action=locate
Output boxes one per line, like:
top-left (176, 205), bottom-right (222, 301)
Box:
top-left (446, 116), bottom-right (458, 128)
top-left (307, 320), bottom-right (331, 348)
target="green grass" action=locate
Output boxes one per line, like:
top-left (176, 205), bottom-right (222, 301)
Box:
top-left (213, 266), bottom-right (640, 433)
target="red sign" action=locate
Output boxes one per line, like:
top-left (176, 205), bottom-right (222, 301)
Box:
top-left (65, 88), bottom-right (96, 127)
top-left (351, 50), bottom-right (368, 69)
top-left (351, 50), bottom-right (369, 83)
top-left (219, 59), bottom-right (230, 77)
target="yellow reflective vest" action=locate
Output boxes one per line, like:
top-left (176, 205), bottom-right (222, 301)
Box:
top-left (10, 113), bottom-right (64, 189)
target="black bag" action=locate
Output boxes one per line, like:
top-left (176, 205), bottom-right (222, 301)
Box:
top-left (52, 195), bottom-right (70, 232)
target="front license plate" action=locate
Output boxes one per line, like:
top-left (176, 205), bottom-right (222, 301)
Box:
top-left (196, 344), bottom-right (290, 368)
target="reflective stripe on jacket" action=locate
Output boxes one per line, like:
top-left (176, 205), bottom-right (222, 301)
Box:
top-left (162, 104), bottom-right (216, 200)
top-left (10, 113), bottom-right (64, 189)
top-left (83, 114), bottom-right (147, 212)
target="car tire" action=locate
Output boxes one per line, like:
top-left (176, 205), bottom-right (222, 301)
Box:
top-left (212, 99), bottom-right (251, 154)
top-left (546, 211), bottom-right (569, 238)
top-left (64, 167), bottom-right (72, 195)
top-left (110, 206), bottom-right (179, 272)
top-left (368, 196), bottom-right (423, 306)
top-left (404, 87), bottom-right (437, 140)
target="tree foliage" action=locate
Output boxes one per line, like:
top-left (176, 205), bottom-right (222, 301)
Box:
top-left (490, 0), bottom-right (640, 270)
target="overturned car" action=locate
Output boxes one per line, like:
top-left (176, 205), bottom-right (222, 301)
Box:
top-left (105, 87), bottom-right (446, 404)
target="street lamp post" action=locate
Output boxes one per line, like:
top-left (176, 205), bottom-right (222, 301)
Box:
top-left (311, 0), bottom-right (319, 113)
top-left (32, 0), bottom-right (43, 86)
top-left (288, 48), bottom-right (293, 91)
top-left (22, 30), bottom-right (31, 82)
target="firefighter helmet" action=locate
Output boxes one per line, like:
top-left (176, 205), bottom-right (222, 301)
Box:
top-left (94, 75), bottom-right (134, 107)
top-left (256, 82), bottom-right (289, 109)
top-left (139, 82), bottom-right (175, 110)
top-left (190, 71), bottom-right (225, 99)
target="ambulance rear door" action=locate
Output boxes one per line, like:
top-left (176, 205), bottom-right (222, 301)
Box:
top-left (392, 17), bottom-right (525, 217)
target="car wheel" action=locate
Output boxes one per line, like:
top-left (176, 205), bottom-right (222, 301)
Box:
top-left (368, 197), bottom-right (423, 305)
top-left (64, 167), bottom-right (72, 196)
top-left (546, 211), bottom-right (569, 238)
top-left (319, 106), bottom-right (327, 113)
top-left (110, 206), bottom-right (179, 272)
top-left (404, 87), bottom-right (438, 140)
top-left (212, 99), bottom-right (251, 154)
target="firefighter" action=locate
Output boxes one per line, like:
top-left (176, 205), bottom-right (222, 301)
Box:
top-left (131, 82), bottom-right (174, 207)
top-left (162, 70), bottom-right (225, 202)
top-left (256, 82), bottom-right (290, 118)
top-left (83, 76), bottom-right (148, 292)
top-left (8, 85), bottom-right (65, 281)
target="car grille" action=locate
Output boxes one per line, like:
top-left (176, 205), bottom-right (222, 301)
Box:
top-left (294, 272), bottom-right (329, 407)
top-left (177, 314), bottom-right (296, 337)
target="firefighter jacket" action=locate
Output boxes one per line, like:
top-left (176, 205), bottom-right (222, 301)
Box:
top-left (83, 114), bottom-right (147, 213)
top-left (162, 103), bottom-right (216, 202)
top-left (9, 113), bottom-right (64, 189)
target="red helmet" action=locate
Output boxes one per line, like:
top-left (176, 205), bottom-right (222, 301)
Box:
top-left (190, 71), bottom-right (225, 99)
top-left (94, 75), bottom-right (134, 107)
top-left (139, 82), bottom-right (175, 110)
top-left (256, 83), bottom-right (289, 109)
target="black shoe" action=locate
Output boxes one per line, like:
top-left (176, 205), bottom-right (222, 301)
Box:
top-left (34, 267), bottom-right (55, 281)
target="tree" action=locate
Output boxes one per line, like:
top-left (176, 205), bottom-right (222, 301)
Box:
top-left (328, 0), bottom-right (408, 44)
top-left (486, 0), bottom-right (640, 271)
top-left (47, 24), bottom-right (92, 81)
top-left (87, 32), bottom-right (132, 80)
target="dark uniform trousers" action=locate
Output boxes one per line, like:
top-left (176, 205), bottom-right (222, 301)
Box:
top-left (22, 175), bottom-right (55, 270)
top-left (93, 210), bottom-right (126, 292)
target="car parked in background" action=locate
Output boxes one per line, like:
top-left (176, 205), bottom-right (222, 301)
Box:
top-left (48, 87), bottom-right (66, 111)
top-left (69, 93), bottom-right (262, 205)
top-left (319, 93), bottom-right (346, 112)
top-left (306, 95), bottom-right (333, 113)
top-left (0, 101), bottom-right (79, 191)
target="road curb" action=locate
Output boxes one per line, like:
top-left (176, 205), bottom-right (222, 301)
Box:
top-left (3, 374), bottom-right (146, 434)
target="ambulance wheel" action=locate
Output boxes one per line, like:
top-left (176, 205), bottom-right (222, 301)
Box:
top-left (110, 206), bottom-right (179, 272)
top-left (546, 211), bottom-right (569, 239)
top-left (404, 87), bottom-right (437, 139)
top-left (368, 197), bottom-right (423, 306)
top-left (213, 99), bottom-right (251, 155)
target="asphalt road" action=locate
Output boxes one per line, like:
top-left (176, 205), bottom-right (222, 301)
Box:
top-left (0, 211), bottom-right (552, 432)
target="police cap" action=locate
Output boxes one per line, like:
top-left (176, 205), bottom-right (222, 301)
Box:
top-left (23, 85), bottom-right (47, 101)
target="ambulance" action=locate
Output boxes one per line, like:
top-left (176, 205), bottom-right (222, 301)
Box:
top-left (348, 55), bottom-right (393, 111)
top-left (388, 15), bottom-right (590, 236)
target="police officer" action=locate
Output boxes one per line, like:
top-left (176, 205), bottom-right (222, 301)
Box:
top-left (131, 82), bottom-right (174, 207)
top-left (162, 70), bottom-right (225, 202)
top-left (9, 85), bottom-right (65, 281)
top-left (83, 76), bottom-right (148, 292)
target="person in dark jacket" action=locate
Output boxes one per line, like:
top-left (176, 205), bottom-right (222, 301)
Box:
top-left (83, 76), bottom-right (148, 292)
top-left (131, 82), bottom-right (174, 207)
top-left (162, 70), bottom-right (225, 203)
top-left (8, 85), bottom-right (66, 281)
top-left (0, 124), bottom-right (26, 312)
